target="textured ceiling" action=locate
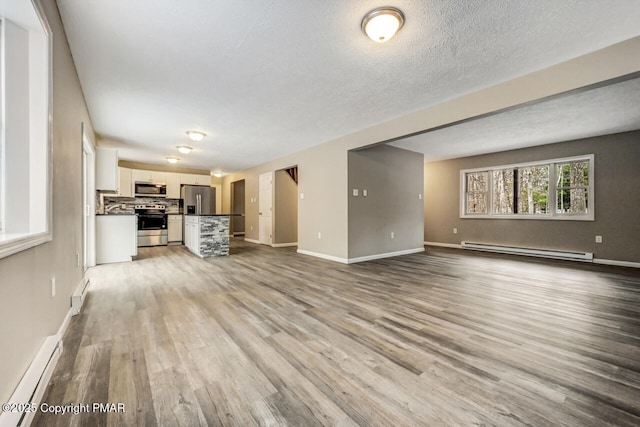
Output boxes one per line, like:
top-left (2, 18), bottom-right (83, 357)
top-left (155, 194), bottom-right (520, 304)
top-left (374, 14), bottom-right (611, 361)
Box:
top-left (390, 77), bottom-right (640, 161)
top-left (56, 0), bottom-right (640, 173)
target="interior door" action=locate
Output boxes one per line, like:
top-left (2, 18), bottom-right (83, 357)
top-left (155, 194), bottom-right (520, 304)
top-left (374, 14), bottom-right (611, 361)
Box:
top-left (259, 172), bottom-right (273, 245)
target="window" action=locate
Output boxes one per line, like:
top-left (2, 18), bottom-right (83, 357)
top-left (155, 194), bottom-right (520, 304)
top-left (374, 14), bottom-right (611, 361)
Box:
top-left (0, 1), bottom-right (52, 259)
top-left (460, 155), bottom-right (594, 220)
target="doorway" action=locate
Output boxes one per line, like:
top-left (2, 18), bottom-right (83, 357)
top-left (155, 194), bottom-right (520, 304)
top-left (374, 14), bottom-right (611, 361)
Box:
top-left (82, 124), bottom-right (96, 269)
top-left (230, 179), bottom-right (245, 236)
top-left (258, 172), bottom-right (272, 245)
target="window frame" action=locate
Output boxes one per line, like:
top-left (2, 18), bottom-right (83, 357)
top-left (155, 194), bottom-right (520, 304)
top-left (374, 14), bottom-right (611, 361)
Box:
top-left (460, 154), bottom-right (595, 221)
top-left (0, 0), bottom-right (53, 259)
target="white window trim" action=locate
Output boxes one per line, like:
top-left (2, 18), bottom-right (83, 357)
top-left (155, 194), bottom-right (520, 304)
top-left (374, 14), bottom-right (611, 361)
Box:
top-left (460, 154), bottom-right (595, 221)
top-left (0, 0), bottom-right (53, 260)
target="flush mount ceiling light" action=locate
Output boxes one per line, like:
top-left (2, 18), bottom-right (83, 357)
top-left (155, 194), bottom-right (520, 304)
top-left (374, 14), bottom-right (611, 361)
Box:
top-left (213, 173), bottom-right (222, 178)
top-left (166, 156), bottom-right (180, 164)
top-left (186, 130), bottom-right (206, 142)
top-left (361, 7), bottom-right (404, 43)
top-left (177, 145), bottom-right (193, 154)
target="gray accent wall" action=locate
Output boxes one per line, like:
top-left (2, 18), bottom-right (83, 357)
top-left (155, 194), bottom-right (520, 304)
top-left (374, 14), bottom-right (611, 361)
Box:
top-left (0, 1), bottom-right (96, 402)
top-left (424, 130), bottom-right (640, 263)
top-left (274, 169), bottom-right (298, 244)
top-left (348, 145), bottom-right (424, 259)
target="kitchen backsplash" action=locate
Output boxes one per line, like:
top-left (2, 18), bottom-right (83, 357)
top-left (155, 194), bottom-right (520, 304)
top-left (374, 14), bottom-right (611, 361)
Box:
top-left (100, 196), bottom-right (180, 214)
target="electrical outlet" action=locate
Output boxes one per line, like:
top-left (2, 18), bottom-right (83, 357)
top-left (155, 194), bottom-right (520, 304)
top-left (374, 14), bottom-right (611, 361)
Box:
top-left (595, 235), bottom-right (603, 243)
top-left (419, 194), bottom-right (422, 200)
top-left (50, 277), bottom-right (56, 298)
top-left (391, 232), bottom-right (395, 239)
top-left (363, 189), bottom-right (368, 197)
top-left (317, 232), bottom-right (322, 239)
top-left (300, 193), bottom-right (304, 199)
top-left (453, 228), bottom-right (458, 234)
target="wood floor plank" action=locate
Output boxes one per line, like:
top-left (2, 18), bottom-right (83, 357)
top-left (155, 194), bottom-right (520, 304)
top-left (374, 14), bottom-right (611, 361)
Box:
top-left (33, 240), bottom-right (640, 426)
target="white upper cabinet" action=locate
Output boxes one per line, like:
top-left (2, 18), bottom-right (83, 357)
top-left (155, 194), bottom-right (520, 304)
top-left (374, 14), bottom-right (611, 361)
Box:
top-left (166, 173), bottom-right (181, 198)
top-left (181, 173), bottom-right (210, 186)
top-left (118, 167), bottom-right (133, 197)
top-left (132, 169), bottom-right (167, 184)
top-left (96, 148), bottom-right (119, 191)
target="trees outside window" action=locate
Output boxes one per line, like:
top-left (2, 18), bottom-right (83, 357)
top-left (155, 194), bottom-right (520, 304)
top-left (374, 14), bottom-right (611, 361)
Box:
top-left (460, 155), bottom-right (593, 220)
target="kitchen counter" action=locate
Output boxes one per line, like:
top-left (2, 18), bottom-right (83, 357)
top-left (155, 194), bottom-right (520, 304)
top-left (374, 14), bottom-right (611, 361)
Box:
top-left (184, 215), bottom-right (229, 257)
top-left (183, 213), bottom-right (243, 216)
top-left (96, 215), bottom-right (137, 263)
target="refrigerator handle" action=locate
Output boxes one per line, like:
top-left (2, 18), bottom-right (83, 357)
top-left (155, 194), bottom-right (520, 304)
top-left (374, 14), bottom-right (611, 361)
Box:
top-left (196, 194), bottom-right (201, 215)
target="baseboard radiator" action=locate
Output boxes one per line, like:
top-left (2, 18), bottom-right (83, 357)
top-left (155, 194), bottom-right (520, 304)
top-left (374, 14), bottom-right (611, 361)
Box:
top-left (71, 278), bottom-right (90, 316)
top-left (0, 336), bottom-right (62, 426)
top-left (461, 241), bottom-right (593, 261)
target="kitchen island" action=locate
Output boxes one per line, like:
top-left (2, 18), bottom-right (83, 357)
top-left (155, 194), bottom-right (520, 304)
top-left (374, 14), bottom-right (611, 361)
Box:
top-left (184, 214), bottom-right (230, 257)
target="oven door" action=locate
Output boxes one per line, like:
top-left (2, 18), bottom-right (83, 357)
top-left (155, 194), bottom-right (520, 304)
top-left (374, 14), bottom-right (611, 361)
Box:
top-left (138, 214), bottom-right (167, 230)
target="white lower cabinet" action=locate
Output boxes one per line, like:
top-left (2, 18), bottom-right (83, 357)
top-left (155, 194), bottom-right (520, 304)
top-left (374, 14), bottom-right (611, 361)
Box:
top-left (168, 214), bottom-right (183, 242)
top-left (96, 215), bottom-right (137, 264)
top-left (184, 215), bottom-right (199, 255)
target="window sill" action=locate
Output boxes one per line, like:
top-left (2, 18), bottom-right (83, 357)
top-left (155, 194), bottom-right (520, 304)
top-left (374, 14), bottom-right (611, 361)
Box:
top-left (460, 214), bottom-right (594, 221)
top-left (0, 232), bottom-right (52, 260)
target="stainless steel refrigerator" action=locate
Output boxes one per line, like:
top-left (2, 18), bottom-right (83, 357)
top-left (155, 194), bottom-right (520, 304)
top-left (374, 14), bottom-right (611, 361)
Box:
top-left (181, 185), bottom-right (216, 214)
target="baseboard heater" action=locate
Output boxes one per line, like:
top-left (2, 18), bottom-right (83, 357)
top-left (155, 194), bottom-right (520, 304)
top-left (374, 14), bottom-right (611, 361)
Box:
top-left (71, 277), bottom-right (90, 316)
top-left (461, 241), bottom-right (593, 261)
top-left (0, 336), bottom-right (62, 426)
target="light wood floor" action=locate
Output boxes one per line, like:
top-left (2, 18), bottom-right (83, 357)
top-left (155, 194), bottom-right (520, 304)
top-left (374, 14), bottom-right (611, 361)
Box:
top-left (34, 240), bottom-right (640, 426)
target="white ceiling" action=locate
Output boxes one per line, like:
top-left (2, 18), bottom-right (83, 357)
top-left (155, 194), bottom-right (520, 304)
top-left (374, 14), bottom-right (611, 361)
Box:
top-left (56, 0), bottom-right (640, 173)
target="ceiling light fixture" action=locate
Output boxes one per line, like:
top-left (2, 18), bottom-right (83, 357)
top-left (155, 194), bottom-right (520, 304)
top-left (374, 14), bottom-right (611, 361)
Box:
top-left (177, 145), bottom-right (193, 154)
top-left (361, 7), bottom-right (404, 43)
top-left (213, 173), bottom-right (222, 178)
top-left (186, 130), bottom-right (206, 142)
top-left (166, 156), bottom-right (180, 164)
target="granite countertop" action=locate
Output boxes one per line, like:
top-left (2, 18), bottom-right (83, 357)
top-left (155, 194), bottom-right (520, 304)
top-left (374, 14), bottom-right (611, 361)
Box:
top-left (96, 213), bottom-right (137, 216)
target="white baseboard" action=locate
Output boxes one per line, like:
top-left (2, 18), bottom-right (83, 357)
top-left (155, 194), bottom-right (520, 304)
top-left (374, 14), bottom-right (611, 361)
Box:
top-left (297, 247), bottom-right (425, 264)
top-left (424, 241), bottom-right (462, 249)
top-left (593, 258), bottom-right (640, 269)
top-left (347, 247), bottom-right (425, 264)
top-left (244, 238), bottom-right (260, 245)
top-left (297, 249), bottom-right (349, 264)
top-left (272, 242), bottom-right (298, 248)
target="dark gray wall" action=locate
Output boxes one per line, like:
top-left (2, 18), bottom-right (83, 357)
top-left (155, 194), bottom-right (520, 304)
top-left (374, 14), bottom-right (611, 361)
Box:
top-left (274, 169), bottom-right (298, 244)
top-left (231, 179), bottom-right (245, 234)
top-left (424, 131), bottom-right (640, 263)
top-left (348, 145), bottom-right (424, 259)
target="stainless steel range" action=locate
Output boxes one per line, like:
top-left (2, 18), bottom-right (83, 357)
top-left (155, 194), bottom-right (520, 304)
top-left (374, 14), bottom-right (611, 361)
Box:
top-left (135, 204), bottom-right (168, 247)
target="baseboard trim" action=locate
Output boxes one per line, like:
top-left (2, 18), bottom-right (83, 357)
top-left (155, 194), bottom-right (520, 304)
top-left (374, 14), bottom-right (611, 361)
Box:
top-left (424, 241), bottom-right (462, 249)
top-left (593, 258), bottom-right (640, 269)
top-left (272, 242), bottom-right (298, 248)
top-left (71, 276), bottom-right (90, 316)
top-left (297, 247), bottom-right (426, 264)
top-left (244, 238), bottom-right (260, 245)
top-left (297, 249), bottom-right (349, 264)
top-left (347, 247), bottom-right (425, 264)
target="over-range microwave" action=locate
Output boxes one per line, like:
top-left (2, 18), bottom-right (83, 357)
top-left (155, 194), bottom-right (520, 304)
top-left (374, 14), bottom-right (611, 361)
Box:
top-left (134, 182), bottom-right (167, 198)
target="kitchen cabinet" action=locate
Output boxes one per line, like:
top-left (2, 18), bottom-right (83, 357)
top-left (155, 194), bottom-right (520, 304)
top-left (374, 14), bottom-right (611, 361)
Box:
top-left (118, 167), bottom-right (133, 197)
top-left (132, 169), bottom-right (168, 184)
top-left (166, 172), bottom-right (181, 198)
top-left (168, 214), bottom-right (183, 243)
top-left (184, 216), bottom-right (198, 253)
top-left (181, 173), bottom-right (210, 186)
top-left (96, 148), bottom-right (118, 191)
top-left (96, 215), bottom-right (137, 264)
